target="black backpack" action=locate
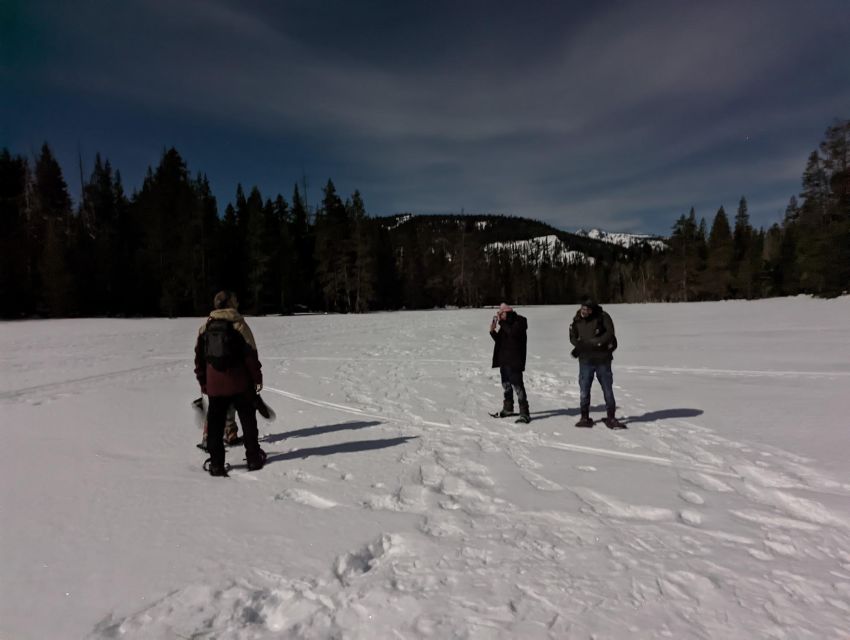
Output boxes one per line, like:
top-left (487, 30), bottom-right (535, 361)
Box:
top-left (204, 319), bottom-right (243, 371)
top-left (595, 314), bottom-right (618, 352)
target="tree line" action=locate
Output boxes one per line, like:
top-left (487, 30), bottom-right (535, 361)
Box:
top-left (0, 119), bottom-right (847, 318)
top-left (657, 119), bottom-right (849, 302)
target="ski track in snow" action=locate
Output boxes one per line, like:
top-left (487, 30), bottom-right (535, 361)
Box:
top-left (2, 305), bottom-right (850, 639)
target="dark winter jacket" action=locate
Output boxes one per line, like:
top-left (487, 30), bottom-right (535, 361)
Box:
top-left (490, 311), bottom-right (528, 371)
top-left (194, 308), bottom-right (263, 397)
top-left (569, 305), bottom-right (617, 364)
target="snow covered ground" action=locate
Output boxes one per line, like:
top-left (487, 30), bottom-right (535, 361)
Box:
top-left (2, 297), bottom-right (850, 639)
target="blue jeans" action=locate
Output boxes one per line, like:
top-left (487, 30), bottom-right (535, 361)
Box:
top-left (500, 366), bottom-right (527, 406)
top-left (578, 361), bottom-right (616, 412)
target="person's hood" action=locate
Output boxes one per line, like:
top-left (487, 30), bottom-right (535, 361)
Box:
top-left (574, 304), bottom-right (603, 322)
top-left (201, 308), bottom-right (257, 350)
top-left (209, 308), bottom-right (244, 323)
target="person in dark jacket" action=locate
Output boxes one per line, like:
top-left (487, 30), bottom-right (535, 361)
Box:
top-left (490, 303), bottom-right (531, 423)
top-left (569, 296), bottom-right (625, 429)
top-left (194, 291), bottom-right (267, 475)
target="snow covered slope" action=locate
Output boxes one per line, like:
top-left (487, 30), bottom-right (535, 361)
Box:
top-left (2, 297), bottom-right (850, 639)
top-left (484, 234), bottom-right (595, 265)
top-left (576, 228), bottom-right (667, 250)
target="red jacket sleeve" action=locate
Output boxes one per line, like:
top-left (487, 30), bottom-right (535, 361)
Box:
top-left (245, 348), bottom-right (262, 387)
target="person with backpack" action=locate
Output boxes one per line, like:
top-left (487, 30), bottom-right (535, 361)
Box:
top-left (490, 302), bottom-right (531, 423)
top-left (194, 290), bottom-right (267, 475)
top-left (569, 296), bottom-right (625, 429)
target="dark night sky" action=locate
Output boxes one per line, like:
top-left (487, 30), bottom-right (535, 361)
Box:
top-left (2, 0), bottom-right (849, 234)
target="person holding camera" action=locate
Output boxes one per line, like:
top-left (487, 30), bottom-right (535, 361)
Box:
top-left (569, 296), bottom-right (625, 429)
top-left (490, 303), bottom-right (530, 423)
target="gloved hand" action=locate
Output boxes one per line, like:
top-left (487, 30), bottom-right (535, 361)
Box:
top-left (570, 346), bottom-right (581, 359)
top-left (256, 383), bottom-right (263, 394)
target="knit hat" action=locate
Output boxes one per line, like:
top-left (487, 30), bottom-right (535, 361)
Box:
top-left (580, 296), bottom-right (596, 308)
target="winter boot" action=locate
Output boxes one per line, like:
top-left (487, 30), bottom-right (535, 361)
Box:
top-left (515, 401), bottom-right (531, 424)
top-left (575, 408), bottom-right (594, 428)
top-left (603, 408), bottom-right (626, 430)
top-left (246, 448), bottom-right (267, 472)
top-left (208, 463), bottom-right (229, 477)
top-left (498, 399), bottom-right (515, 418)
top-left (203, 458), bottom-right (230, 477)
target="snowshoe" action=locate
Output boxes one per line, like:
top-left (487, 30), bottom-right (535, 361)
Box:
top-left (516, 402), bottom-right (530, 424)
top-left (603, 417), bottom-right (627, 430)
top-left (203, 458), bottom-right (231, 477)
top-left (246, 449), bottom-right (267, 472)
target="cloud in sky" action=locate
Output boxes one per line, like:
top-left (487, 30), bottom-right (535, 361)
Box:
top-left (3, 0), bottom-right (849, 233)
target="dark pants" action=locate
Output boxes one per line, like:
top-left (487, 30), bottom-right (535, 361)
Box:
top-left (578, 361), bottom-right (616, 412)
top-left (207, 392), bottom-right (261, 466)
top-left (500, 366), bottom-right (528, 407)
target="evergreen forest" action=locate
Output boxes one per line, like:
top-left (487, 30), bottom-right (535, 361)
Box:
top-left (1, 119), bottom-right (847, 318)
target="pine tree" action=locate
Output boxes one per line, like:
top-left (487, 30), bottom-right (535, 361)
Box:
top-left (32, 144), bottom-right (75, 315)
top-left (820, 120), bottom-right (850, 219)
top-left (667, 209), bottom-right (701, 301)
top-left (244, 186), bottom-right (275, 313)
top-left (800, 150), bottom-right (829, 224)
top-left (75, 154), bottom-right (131, 315)
top-left (349, 190), bottom-right (376, 312)
top-left (818, 119), bottom-right (850, 295)
top-left (733, 196), bottom-right (756, 297)
top-left (270, 194), bottom-right (295, 313)
top-left (289, 184), bottom-right (315, 310)
top-left (314, 179), bottom-right (351, 311)
top-left (706, 207), bottom-right (733, 299)
top-left (0, 149), bottom-right (31, 316)
top-left (131, 148), bottom-right (207, 315)
top-left (796, 150), bottom-right (832, 293)
top-left (192, 174), bottom-right (219, 314)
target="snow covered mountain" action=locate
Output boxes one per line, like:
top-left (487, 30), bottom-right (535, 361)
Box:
top-left (576, 228), bottom-right (667, 251)
top-left (484, 234), bottom-right (595, 266)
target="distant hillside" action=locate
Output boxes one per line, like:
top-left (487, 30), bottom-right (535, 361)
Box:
top-left (378, 213), bottom-right (665, 266)
top-left (576, 228), bottom-right (667, 251)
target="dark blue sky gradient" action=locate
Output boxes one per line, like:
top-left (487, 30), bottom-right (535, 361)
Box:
top-left (2, 0), bottom-right (849, 233)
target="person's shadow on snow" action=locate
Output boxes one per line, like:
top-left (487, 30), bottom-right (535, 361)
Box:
top-left (261, 420), bottom-right (382, 444)
top-left (266, 436), bottom-right (419, 462)
top-left (623, 408), bottom-right (703, 424)
top-left (531, 405), bottom-right (608, 420)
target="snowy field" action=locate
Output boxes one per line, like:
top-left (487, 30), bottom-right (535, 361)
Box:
top-left (2, 298), bottom-right (850, 640)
